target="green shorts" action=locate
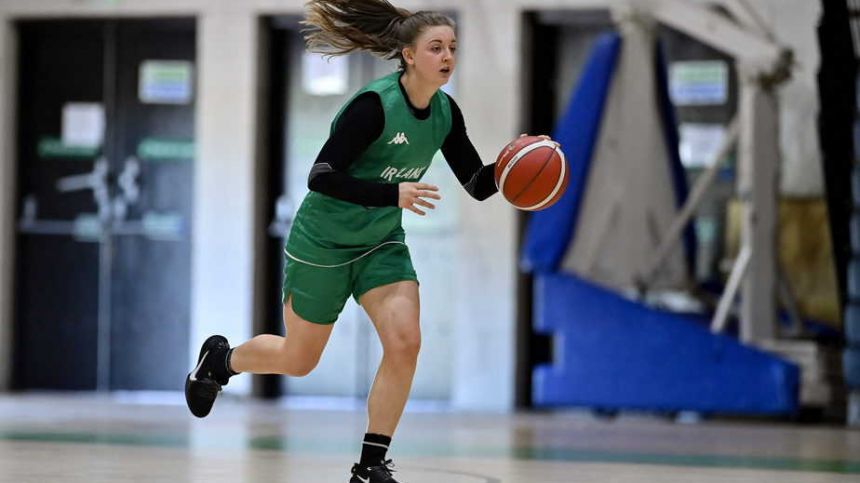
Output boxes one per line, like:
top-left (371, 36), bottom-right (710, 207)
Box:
top-left (282, 242), bottom-right (418, 325)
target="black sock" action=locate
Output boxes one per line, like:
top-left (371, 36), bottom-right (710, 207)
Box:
top-left (225, 348), bottom-right (239, 376)
top-left (359, 433), bottom-right (391, 467)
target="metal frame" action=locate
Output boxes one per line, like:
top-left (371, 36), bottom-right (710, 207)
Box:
top-left (619, 0), bottom-right (793, 345)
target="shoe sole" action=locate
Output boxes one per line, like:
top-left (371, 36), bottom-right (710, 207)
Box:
top-left (185, 374), bottom-right (220, 418)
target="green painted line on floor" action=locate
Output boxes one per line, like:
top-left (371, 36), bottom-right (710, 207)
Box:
top-left (2, 430), bottom-right (859, 475)
top-left (249, 436), bottom-right (860, 474)
top-left (509, 447), bottom-right (860, 474)
top-left (0, 431), bottom-right (189, 448)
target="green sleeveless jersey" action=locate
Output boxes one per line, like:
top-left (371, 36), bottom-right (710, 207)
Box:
top-left (286, 72), bottom-right (452, 266)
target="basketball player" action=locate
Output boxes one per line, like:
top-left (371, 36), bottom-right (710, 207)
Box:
top-left (185, 1), bottom-right (498, 481)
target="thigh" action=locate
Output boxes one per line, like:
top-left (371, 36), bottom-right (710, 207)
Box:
top-left (282, 296), bottom-right (335, 356)
top-left (351, 243), bottom-right (418, 303)
top-left (282, 257), bottom-right (352, 325)
top-left (358, 280), bottom-right (421, 347)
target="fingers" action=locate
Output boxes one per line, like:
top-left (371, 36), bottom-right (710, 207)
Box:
top-left (406, 205), bottom-right (426, 216)
top-left (412, 183), bottom-right (439, 191)
top-left (399, 182), bottom-right (440, 216)
top-left (414, 197), bottom-right (436, 210)
top-left (522, 133), bottom-right (558, 147)
top-left (536, 134), bottom-right (561, 148)
top-left (417, 190), bottom-right (442, 200)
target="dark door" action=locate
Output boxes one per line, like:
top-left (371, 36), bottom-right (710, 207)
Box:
top-left (14, 18), bottom-right (196, 391)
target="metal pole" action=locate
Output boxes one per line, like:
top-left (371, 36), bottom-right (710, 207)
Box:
top-left (638, 119), bottom-right (739, 291)
top-left (712, 244), bottom-right (752, 333)
top-left (737, 75), bottom-right (780, 343)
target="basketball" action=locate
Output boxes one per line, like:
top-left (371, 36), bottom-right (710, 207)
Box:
top-left (494, 135), bottom-right (569, 211)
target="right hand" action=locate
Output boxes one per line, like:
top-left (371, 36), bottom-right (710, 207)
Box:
top-left (520, 133), bottom-right (560, 149)
top-left (398, 182), bottom-right (441, 216)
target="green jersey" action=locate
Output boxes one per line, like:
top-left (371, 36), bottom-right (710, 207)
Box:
top-left (286, 72), bottom-right (453, 266)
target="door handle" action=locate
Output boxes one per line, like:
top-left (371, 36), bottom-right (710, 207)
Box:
top-left (55, 156), bottom-right (111, 222)
top-left (112, 156), bottom-right (141, 222)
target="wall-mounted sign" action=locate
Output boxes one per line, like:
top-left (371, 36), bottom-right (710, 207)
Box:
top-left (669, 61), bottom-right (728, 106)
top-left (678, 123), bottom-right (727, 168)
top-left (139, 60), bottom-right (194, 104)
top-left (38, 137), bottom-right (99, 159)
top-left (137, 138), bottom-right (195, 161)
top-left (62, 102), bottom-right (104, 147)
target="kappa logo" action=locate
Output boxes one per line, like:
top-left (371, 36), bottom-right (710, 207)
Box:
top-left (387, 132), bottom-right (409, 145)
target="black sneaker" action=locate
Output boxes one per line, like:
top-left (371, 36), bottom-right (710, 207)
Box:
top-left (349, 459), bottom-right (399, 483)
top-left (184, 335), bottom-right (231, 418)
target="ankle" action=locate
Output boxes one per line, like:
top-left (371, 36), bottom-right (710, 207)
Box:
top-left (359, 433), bottom-right (392, 467)
top-left (225, 348), bottom-right (240, 376)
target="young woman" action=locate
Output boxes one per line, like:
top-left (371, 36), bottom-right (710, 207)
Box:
top-left (185, 1), bottom-right (498, 481)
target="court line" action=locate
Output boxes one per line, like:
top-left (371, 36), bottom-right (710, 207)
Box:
top-left (407, 466), bottom-right (501, 483)
top-left (2, 430), bottom-right (859, 475)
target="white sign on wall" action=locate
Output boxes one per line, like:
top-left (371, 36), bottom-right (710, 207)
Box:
top-left (61, 102), bottom-right (104, 147)
top-left (669, 61), bottom-right (728, 106)
top-left (139, 60), bottom-right (194, 104)
top-left (679, 123), bottom-right (727, 168)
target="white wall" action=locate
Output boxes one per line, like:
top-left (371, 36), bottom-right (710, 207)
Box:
top-left (0, 0), bottom-right (826, 410)
top-left (191, 5), bottom-right (262, 396)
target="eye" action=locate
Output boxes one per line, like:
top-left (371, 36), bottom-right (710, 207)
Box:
top-left (431, 45), bottom-right (441, 53)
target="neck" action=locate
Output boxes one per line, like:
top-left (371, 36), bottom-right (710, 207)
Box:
top-left (399, 71), bottom-right (437, 109)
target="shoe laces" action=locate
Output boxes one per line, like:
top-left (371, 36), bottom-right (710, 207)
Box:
top-left (352, 459), bottom-right (396, 477)
top-left (377, 459), bottom-right (396, 476)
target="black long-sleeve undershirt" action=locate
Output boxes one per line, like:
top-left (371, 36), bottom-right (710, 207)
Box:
top-left (307, 84), bottom-right (497, 207)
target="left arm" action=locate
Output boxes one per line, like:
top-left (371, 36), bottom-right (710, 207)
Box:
top-left (441, 94), bottom-right (498, 201)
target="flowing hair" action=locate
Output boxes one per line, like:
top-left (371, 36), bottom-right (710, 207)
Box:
top-left (302, 0), bottom-right (455, 69)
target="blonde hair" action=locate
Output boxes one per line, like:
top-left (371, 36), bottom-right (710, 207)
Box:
top-left (303, 0), bottom-right (455, 70)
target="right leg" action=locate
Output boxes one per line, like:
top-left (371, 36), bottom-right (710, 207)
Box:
top-left (229, 298), bottom-right (333, 377)
top-left (185, 299), bottom-right (333, 418)
top-left (186, 257), bottom-right (348, 418)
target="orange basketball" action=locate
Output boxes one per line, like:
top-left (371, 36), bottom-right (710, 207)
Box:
top-left (494, 135), bottom-right (568, 211)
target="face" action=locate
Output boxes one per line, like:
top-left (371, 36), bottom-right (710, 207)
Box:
top-left (402, 25), bottom-right (457, 86)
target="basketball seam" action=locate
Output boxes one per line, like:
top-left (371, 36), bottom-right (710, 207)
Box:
top-left (521, 147), bottom-right (567, 211)
top-left (497, 140), bottom-right (557, 195)
top-left (510, 146), bottom-right (556, 205)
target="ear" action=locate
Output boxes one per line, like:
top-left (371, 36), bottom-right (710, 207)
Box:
top-left (401, 45), bottom-right (415, 66)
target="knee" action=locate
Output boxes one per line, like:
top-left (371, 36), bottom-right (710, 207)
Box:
top-left (383, 326), bottom-right (421, 361)
top-left (285, 360), bottom-right (317, 377)
top-left (279, 347), bottom-right (322, 377)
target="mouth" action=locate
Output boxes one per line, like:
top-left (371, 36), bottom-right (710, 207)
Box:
top-left (440, 66), bottom-right (452, 75)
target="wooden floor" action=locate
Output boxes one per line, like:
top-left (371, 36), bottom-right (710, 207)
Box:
top-left (0, 394), bottom-right (858, 482)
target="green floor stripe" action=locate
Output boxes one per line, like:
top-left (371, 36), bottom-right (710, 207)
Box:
top-left (1, 431), bottom-right (189, 448)
top-left (2, 430), bottom-right (859, 475)
top-left (510, 447), bottom-right (860, 474)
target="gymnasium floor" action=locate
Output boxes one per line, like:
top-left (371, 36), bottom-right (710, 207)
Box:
top-left (0, 394), bottom-right (858, 482)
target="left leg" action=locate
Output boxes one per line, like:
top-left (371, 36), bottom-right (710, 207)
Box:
top-left (359, 280), bottom-right (421, 437)
top-left (348, 243), bottom-right (419, 482)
